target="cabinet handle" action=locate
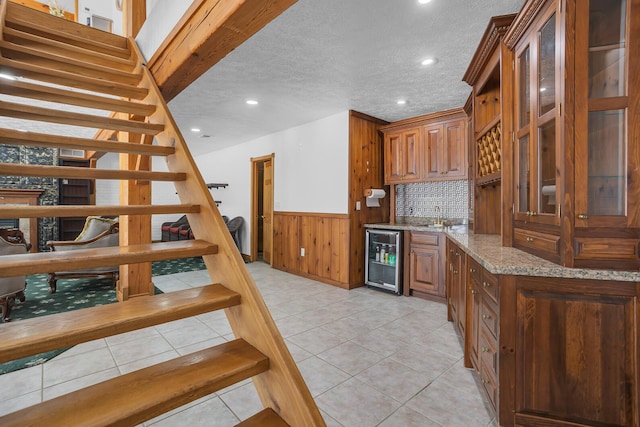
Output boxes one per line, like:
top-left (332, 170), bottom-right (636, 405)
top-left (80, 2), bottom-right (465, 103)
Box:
top-left (469, 268), bottom-right (476, 273)
top-left (471, 290), bottom-right (478, 294)
top-left (482, 314), bottom-right (491, 320)
top-left (483, 281), bottom-right (491, 287)
top-left (482, 379), bottom-right (487, 384)
top-left (578, 213), bottom-right (588, 220)
top-left (482, 347), bottom-right (489, 353)
top-left (453, 270), bottom-right (458, 274)
top-left (526, 237), bottom-right (533, 242)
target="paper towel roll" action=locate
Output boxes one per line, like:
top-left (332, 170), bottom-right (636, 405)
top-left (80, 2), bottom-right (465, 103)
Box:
top-left (364, 188), bottom-right (386, 207)
top-left (541, 185), bottom-right (556, 205)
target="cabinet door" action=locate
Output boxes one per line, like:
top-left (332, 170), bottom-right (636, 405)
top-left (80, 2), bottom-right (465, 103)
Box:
top-left (574, 0), bottom-right (639, 229)
top-left (443, 119), bottom-right (467, 178)
top-left (384, 132), bottom-right (403, 184)
top-left (469, 279), bottom-right (481, 372)
top-left (402, 128), bottom-right (422, 181)
top-left (409, 245), bottom-right (441, 295)
top-left (424, 124), bottom-right (443, 179)
top-left (513, 2), bottom-right (561, 226)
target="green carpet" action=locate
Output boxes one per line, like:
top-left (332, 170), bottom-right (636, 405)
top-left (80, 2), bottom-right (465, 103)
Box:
top-left (0, 257), bottom-right (207, 375)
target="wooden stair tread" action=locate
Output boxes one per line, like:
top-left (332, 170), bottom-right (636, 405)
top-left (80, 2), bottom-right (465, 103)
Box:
top-left (236, 409), bottom-right (290, 427)
top-left (0, 79), bottom-right (156, 115)
top-left (0, 339), bottom-right (268, 427)
top-left (0, 57), bottom-right (147, 99)
top-left (6, 2), bottom-right (130, 57)
top-left (0, 128), bottom-right (170, 156)
top-left (0, 163), bottom-right (186, 182)
top-left (0, 39), bottom-right (143, 85)
top-left (0, 203), bottom-right (200, 218)
top-left (0, 100), bottom-right (164, 135)
top-left (0, 239), bottom-right (217, 278)
top-left (0, 284), bottom-right (239, 363)
top-left (3, 26), bottom-right (137, 71)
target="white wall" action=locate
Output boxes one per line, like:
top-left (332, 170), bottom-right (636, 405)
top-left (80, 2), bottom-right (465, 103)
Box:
top-left (193, 111), bottom-right (350, 253)
top-left (135, 0), bottom-right (191, 61)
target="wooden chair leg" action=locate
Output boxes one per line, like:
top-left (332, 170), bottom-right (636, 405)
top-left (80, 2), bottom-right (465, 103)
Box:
top-left (47, 273), bottom-right (58, 294)
top-left (1, 295), bottom-right (16, 322)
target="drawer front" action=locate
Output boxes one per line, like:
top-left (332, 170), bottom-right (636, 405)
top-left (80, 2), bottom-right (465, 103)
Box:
top-left (574, 237), bottom-right (640, 260)
top-left (480, 298), bottom-right (498, 339)
top-left (480, 330), bottom-right (498, 380)
top-left (514, 228), bottom-right (559, 256)
top-left (481, 269), bottom-right (499, 304)
top-left (467, 257), bottom-right (482, 284)
top-left (411, 232), bottom-right (439, 246)
top-left (479, 363), bottom-right (498, 412)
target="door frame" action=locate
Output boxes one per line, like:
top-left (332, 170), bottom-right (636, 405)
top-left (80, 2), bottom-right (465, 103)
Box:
top-left (250, 153), bottom-right (274, 264)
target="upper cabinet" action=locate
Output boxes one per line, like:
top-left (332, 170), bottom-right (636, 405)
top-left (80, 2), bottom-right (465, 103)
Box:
top-left (382, 109), bottom-right (468, 185)
top-left (384, 128), bottom-right (422, 183)
top-left (503, 0), bottom-right (640, 269)
top-left (512, 1), bottom-right (561, 227)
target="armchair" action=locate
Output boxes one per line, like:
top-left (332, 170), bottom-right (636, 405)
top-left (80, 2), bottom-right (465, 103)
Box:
top-left (0, 236), bottom-right (28, 322)
top-left (46, 216), bottom-right (119, 294)
top-left (161, 215), bottom-right (188, 242)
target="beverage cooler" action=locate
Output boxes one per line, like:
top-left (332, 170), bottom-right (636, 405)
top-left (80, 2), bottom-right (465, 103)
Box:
top-left (365, 229), bottom-right (402, 294)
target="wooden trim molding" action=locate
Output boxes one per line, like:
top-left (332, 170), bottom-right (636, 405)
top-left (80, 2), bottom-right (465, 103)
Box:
top-left (379, 107), bottom-right (466, 131)
top-left (275, 211), bottom-right (349, 219)
top-left (503, 0), bottom-right (549, 49)
top-left (462, 13), bottom-right (517, 85)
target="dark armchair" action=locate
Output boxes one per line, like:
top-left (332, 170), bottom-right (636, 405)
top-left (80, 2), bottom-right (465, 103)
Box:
top-left (161, 215), bottom-right (188, 242)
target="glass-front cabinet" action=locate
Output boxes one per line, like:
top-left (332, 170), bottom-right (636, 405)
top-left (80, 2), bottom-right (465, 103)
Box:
top-left (506, 0), bottom-right (640, 269)
top-left (574, 0), bottom-right (635, 228)
top-left (514, 1), bottom-right (561, 226)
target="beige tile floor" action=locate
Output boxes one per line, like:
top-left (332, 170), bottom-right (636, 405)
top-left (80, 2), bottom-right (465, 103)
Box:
top-left (0, 262), bottom-right (497, 427)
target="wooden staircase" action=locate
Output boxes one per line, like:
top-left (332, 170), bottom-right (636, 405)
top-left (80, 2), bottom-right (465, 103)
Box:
top-left (0, 2), bottom-right (325, 426)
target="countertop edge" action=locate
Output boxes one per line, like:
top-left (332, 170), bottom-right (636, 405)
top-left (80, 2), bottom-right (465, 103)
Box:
top-left (365, 223), bottom-right (640, 282)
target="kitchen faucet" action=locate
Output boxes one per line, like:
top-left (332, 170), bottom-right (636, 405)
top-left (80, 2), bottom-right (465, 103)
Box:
top-left (435, 206), bottom-right (443, 226)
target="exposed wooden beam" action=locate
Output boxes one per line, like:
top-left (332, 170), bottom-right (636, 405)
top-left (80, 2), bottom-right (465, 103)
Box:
top-left (147, 0), bottom-right (297, 102)
top-left (122, 0), bottom-right (145, 38)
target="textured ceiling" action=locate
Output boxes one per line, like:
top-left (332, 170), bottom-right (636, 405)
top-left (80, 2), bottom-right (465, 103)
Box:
top-left (168, 0), bottom-right (526, 156)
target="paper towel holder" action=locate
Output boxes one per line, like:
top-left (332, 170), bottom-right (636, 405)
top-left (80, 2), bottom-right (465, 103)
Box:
top-left (364, 188), bottom-right (386, 208)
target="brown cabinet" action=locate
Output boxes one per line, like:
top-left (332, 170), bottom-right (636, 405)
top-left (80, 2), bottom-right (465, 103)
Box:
top-left (404, 231), bottom-right (444, 301)
top-left (446, 238), bottom-right (466, 339)
top-left (510, 275), bottom-right (639, 427)
top-left (424, 118), bottom-right (468, 180)
top-left (381, 109), bottom-right (468, 185)
top-left (383, 128), bottom-right (421, 184)
top-left (504, 0), bottom-right (640, 269)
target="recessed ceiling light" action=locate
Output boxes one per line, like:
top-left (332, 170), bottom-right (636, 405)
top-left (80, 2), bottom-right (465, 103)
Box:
top-left (418, 0), bottom-right (432, 4)
top-left (246, 100), bottom-right (259, 105)
top-left (421, 58), bottom-right (436, 66)
top-left (191, 128), bottom-right (201, 132)
top-left (397, 100), bottom-right (407, 105)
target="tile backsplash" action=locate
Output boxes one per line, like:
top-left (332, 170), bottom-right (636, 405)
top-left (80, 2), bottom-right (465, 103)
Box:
top-left (396, 180), bottom-right (468, 221)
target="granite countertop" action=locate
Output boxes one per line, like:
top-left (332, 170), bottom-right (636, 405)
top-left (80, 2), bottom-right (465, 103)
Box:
top-left (365, 223), bottom-right (640, 282)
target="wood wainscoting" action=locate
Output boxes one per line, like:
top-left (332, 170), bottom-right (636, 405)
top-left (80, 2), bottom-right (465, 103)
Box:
top-left (272, 212), bottom-right (351, 288)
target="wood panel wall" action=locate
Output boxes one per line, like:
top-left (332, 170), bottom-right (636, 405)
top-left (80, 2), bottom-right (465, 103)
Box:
top-left (272, 212), bottom-right (350, 287)
top-left (271, 111), bottom-right (389, 289)
top-left (347, 111), bottom-right (389, 287)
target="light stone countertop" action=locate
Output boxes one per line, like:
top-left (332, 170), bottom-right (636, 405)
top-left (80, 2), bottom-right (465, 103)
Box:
top-left (365, 223), bottom-right (640, 282)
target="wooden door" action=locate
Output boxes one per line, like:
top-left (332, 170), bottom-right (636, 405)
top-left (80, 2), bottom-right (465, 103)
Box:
top-left (384, 133), bottom-right (403, 183)
top-left (444, 119), bottom-right (467, 178)
top-left (262, 159), bottom-right (273, 265)
top-left (409, 245), bottom-right (440, 295)
top-left (424, 124), bottom-right (442, 179)
top-left (58, 158), bottom-right (91, 241)
top-left (402, 128), bottom-right (421, 181)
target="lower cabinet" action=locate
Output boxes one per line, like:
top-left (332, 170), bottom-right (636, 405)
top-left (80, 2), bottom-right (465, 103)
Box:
top-left (446, 239), bottom-right (466, 338)
top-left (404, 231), bottom-right (444, 301)
top-left (445, 236), bottom-right (640, 427)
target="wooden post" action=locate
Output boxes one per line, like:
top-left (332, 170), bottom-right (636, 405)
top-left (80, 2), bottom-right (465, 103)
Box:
top-left (117, 114), bottom-right (154, 301)
top-left (122, 0), bottom-right (146, 38)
